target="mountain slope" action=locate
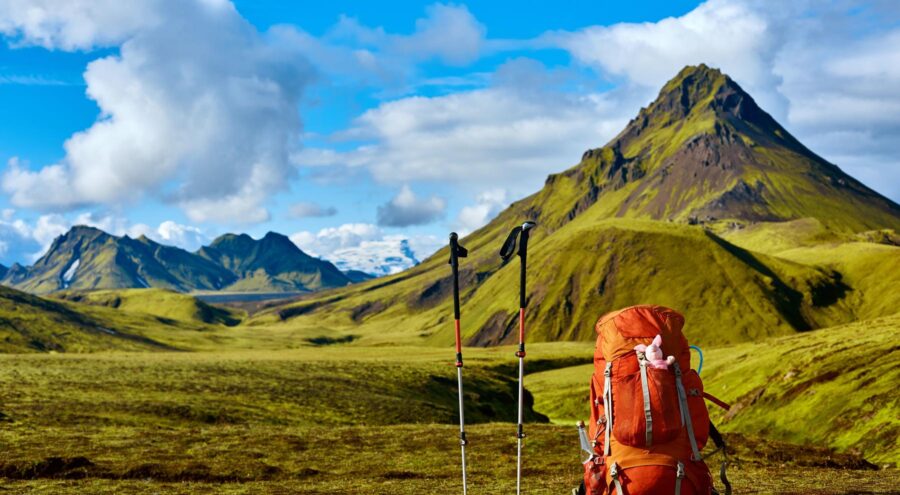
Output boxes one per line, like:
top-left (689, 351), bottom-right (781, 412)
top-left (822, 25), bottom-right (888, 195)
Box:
top-left (197, 232), bottom-right (350, 292)
top-left (2, 228), bottom-right (351, 294)
top-left (0, 285), bottom-right (171, 352)
top-left (55, 288), bottom-right (243, 327)
top-left (1, 226), bottom-right (236, 294)
top-left (252, 64), bottom-right (900, 347)
top-left (533, 64), bottom-right (899, 233)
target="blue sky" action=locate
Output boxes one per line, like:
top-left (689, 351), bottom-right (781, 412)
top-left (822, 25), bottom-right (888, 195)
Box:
top-left (1, 0), bottom-right (899, 271)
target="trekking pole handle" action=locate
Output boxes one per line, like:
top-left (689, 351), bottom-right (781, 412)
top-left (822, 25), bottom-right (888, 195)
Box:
top-left (449, 232), bottom-right (463, 320)
top-left (449, 232), bottom-right (468, 366)
top-left (518, 221), bottom-right (535, 309)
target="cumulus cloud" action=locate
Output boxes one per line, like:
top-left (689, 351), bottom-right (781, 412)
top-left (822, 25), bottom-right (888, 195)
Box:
top-left (150, 220), bottom-right (209, 251)
top-left (288, 201), bottom-right (337, 218)
top-left (0, 0), bottom-right (159, 50)
top-left (376, 185), bottom-right (446, 227)
top-left (543, 0), bottom-right (787, 116)
top-left (0, 0), bottom-right (311, 223)
top-left (290, 222), bottom-right (441, 276)
top-left (454, 189), bottom-right (508, 235)
top-left (329, 3), bottom-right (485, 66)
top-left (269, 3), bottom-right (486, 91)
top-left (290, 223), bottom-right (381, 256)
top-left (294, 58), bottom-right (642, 196)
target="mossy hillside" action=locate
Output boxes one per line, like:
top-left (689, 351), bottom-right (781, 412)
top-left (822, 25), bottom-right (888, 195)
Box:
top-left (1, 286), bottom-right (283, 353)
top-left (721, 222), bottom-right (900, 321)
top-left (527, 314), bottom-right (900, 465)
top-left (254, 219), bottom-right (851, 348)
top-left (0, 285), bottom-right (189, 353)
top-left (771, 243), bottom-right (900, 321)
top-left (53, 288), bottom-right (244, 327)
top-left (718, 218), bottom-right (840, 254)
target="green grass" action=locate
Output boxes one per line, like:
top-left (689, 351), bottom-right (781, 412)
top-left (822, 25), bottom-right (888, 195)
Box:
top-left (2, 425), bottom-right (897, 494)
top-left (54, 288), bottom-right (244, 326)
top-left (0, 342), bottom-right (895, 493)
top-left (528, 313), bottom-right (900, 466)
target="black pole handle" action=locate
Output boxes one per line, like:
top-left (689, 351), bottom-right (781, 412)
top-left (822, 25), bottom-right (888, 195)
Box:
top-left (499, 221), bottom-right (537, 309)
top-left (449, 232), bottom-right (468, 320)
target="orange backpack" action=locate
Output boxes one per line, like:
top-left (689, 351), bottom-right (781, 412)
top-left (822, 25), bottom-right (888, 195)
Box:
top-left (581, 305), bottom-right (730, 495)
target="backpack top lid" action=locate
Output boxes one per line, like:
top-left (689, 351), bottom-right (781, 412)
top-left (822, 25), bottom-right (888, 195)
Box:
top-left (594, 305), bottom-right (691, 368)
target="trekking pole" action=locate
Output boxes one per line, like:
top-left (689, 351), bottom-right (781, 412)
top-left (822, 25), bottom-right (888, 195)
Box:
top-left (449, 232), bottom-right (469, 495)
top-left (500, 220), bottom-right (536, 495)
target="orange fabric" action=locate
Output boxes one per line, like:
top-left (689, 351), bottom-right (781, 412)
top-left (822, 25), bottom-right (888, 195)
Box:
top-left (612, 360), bottom-right (683, 448)
top-left (585, 305), bottom-right (715, 494)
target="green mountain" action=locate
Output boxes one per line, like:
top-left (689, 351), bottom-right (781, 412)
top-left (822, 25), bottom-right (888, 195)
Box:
top-left (1, 227), bottom-right (351, 295)
top-left (0, 226), bottom-right (235, 294)
top-left (253, 64), bottom-right (900, 347)
top-left (197, 232), bottom-right (350, 292)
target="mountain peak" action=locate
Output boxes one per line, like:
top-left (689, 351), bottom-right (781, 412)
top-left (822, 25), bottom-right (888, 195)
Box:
top-left (550, 65), bottom-right (900, 233)
top-left (662, 63), bottom-right (730, 101)
top-left (65, 225), bottom-right (105, 238)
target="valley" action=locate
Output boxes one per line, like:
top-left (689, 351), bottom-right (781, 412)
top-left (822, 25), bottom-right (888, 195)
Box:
top-left (0, 64), bottom-right (898, 493)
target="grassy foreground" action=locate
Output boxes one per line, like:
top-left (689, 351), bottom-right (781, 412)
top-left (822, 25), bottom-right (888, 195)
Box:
top-left (0, 343), bottom-right (897, 493)
top-left (1, 425), bottom-right (896, 494)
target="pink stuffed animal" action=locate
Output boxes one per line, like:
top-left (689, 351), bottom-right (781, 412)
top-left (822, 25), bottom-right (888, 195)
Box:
top-left (634, 335), bottom-right (676, 369)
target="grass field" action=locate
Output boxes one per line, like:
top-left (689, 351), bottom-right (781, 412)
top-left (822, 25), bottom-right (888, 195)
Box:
top-left (0, 341), bottom-right (897, 493)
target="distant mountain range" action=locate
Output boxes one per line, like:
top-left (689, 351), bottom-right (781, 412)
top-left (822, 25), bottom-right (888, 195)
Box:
top-left (0, 226), bottom-right (357, 294)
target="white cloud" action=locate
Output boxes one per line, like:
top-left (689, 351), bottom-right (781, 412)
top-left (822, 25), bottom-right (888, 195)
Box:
top-left (454, 188), bottom-right (508, 235)
top-left (0, 0), bottom-right (159, 50)
top-left (288, 201), bottom-right (337, 218)
top-left (268, 3), bottom-right (486, 92)
top-left (376, 184), bottom-right (446, 227)
top-left (295, 60), bottom-right (642, 196)
top-left (329, 3), bottom-right (485, 66)
top-left (152, 220), bottom-right (209, 251)
top-left (290, 223), bottom-right (382, 257)
top-left (290, 222), bottom-right (441, 276)
top-left (0, 0), bottom-right (311, 223)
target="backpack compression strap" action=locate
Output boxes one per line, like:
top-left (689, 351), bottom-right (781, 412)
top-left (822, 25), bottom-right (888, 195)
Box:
top-left (708, 421), bottom-right (732, 495)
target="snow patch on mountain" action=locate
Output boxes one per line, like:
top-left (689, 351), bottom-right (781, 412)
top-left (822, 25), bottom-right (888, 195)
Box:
top-left (329, 238), bottom-right (420, 277)
top-left (290, 224), bottom-right (441, 277)
top-left (60, 258), bottom-right (80, 288)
